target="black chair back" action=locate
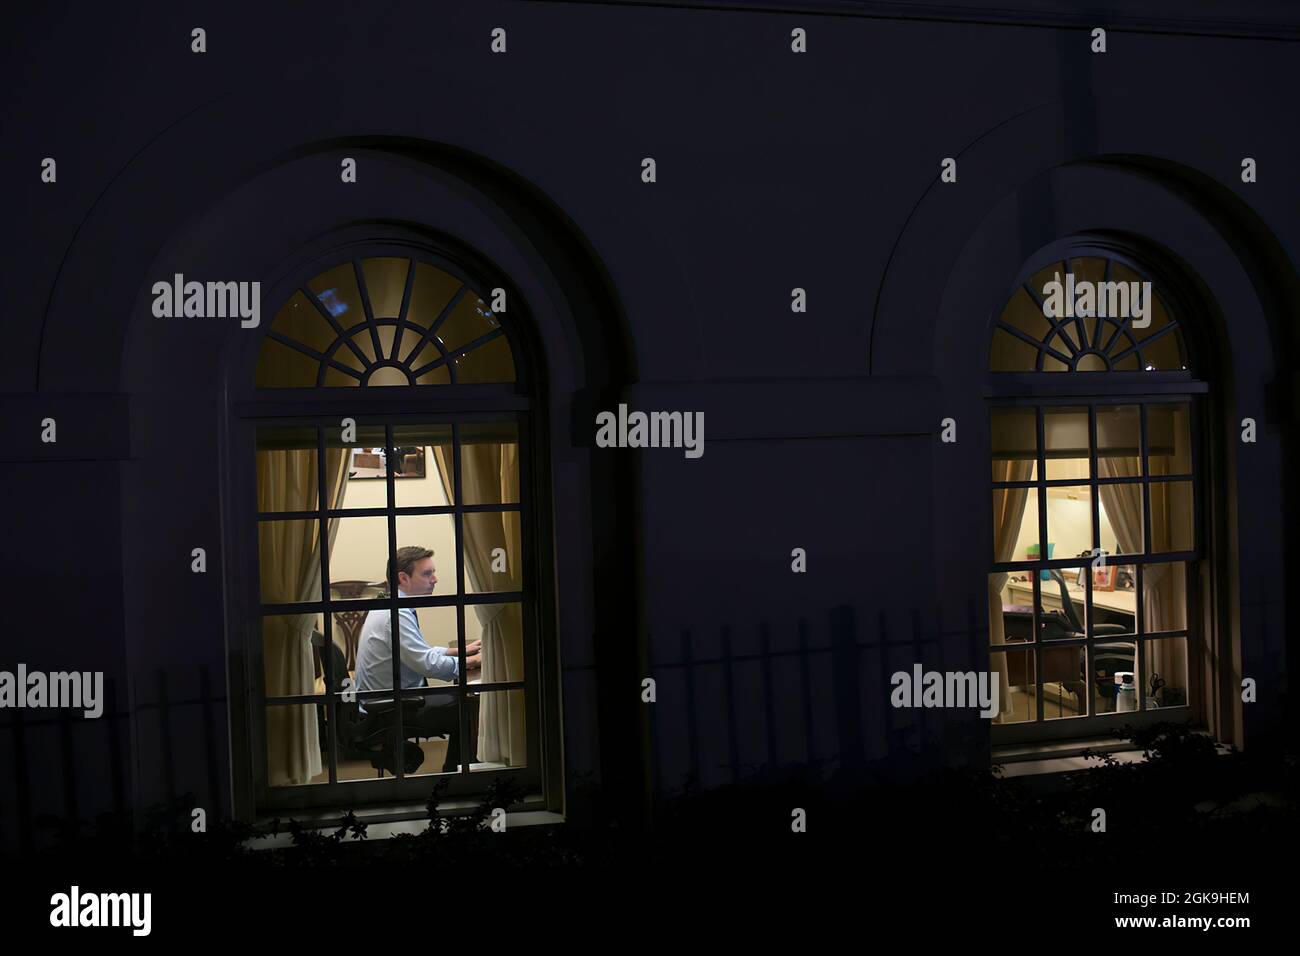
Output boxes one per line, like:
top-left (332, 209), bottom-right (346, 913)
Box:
top-left (1049, 570), bottom-right (1085, 634)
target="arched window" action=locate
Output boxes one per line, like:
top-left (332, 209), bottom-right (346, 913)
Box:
top-left (987, 241), bottom-right (1202, 743)
top-left (242, 245), bottom-right (543, 812)
top-left (255, 256), bottom-right (515, 388)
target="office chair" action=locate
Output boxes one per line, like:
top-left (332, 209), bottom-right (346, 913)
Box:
top-left (312, 631), bottom-right (427, 776)
top-left (1040, 571), bottom-right (1135, 712)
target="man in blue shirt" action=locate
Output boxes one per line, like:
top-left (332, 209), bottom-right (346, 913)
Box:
top-left (353, 546), bottom-right (480, 772)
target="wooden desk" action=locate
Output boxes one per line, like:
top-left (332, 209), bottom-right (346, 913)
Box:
top-left (1007, 579), bottom-right (1137, 616)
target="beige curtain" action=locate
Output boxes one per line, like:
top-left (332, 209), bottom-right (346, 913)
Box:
top-left (990, 459), bottom-right (1033, 718)
top-left (1099, 458), bottom-right (1187, 703)
top-left (433, 439), bottom-right (526, 765)
top-left (1145, 455), bottom-right (1189, 700)
top-left (258, 445), bottom-right (351, 785)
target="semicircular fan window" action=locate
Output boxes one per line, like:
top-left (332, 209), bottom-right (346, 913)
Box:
top-left (256, 256), bottom-right (515, 387)
top-left (989, 255), bottom-right (1188, 373)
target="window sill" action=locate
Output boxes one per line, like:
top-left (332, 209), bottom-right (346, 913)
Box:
top-left (245, 794), bottom-right (560, 850)
top-left (992, 729), bottom-right (1226, 779)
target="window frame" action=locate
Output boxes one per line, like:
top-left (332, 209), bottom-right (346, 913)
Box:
top-left (989, 395), bottom-right (1204, 744)
top-left (986, 240), bottom-right (1210, 747)
top-left (225, 240), bottom-right (560, 818)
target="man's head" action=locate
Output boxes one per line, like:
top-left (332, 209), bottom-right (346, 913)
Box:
top-left (390, 545), bottom-right (436, 595)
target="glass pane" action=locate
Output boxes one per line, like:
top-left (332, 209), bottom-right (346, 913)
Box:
top-left (335, 705), bottom-right (390, 782)
top-left (259, 519), bottom-right (323, 603)
top-left (468, 689), bottom-right (528, 770)
top-left (314, 699), bottom-right (337, 783)
top-left (1043, 407), bottom-right (1090, 479)
top-left (414, 362), bottom-right (452, 386)
top-left (1137, 324), bottom-right (1184, 372)
top-left (1057, 316), bottom-right (1083, 352)
top-left (341, 691), bottom-right (463, 780)
top-left (268, 289), bottom-right (337, 354)
top-left (990, 328), bottom-right (1039, 371)
top-left (460, 422), bottom-right (521, 505)
top-left (351, 607), bottom-right (458, 699)
top-left (345, 446), bottom-right (388, 482)
top-left (393, 516), bottom-right (457, 598)
top-left (1042, 350), bottom-right (1068, 373)
top-left (1142, 562), bottom-right (1188, 633)
top-left (1147, 404), bottom-right (1192, 475)
top-left (327, 605), bottom-right (380, 678)
top-left (1149, 480), bottom-right (1194, 552)
top-left (390, 444), bottom-right (431, 481)
top-left (330, 517), bottom-right (391, 595)
top-left (307, 262), bottom-right (365, 331)
top-left (1040, 645), bottom-right (1086, 720)
top-left (989, 573), bottom-right (1034, 645)
top-left (1069, 257), bottom-right (1108, 349)
top-left (354, 605), bottom-right (396, 698)
top-left (325, 422), bottom-right (387, 488)
top-left (1046, 332), bottom-right (1075, 366)
top-left (409, 606), bottom-right (461, 687)
top-left (1092, 641), bottom-right (1137, 714)
top-left (463, 512), bottom-right (523, 594)
top-left (434, 292), bottom-right (502, 355)
top-left (1037, 568), bottom-right (1087, 640)
top-left (1090, 563), bottom-right (1137, 637)
top-left (1108, 262), bottom-right (1148, 319)
top-left (361, 257), bottom-right (409, 319)
top-left (392, 425), bottom-right (454, 508)
top-left (1112, 351), bottom-right (1140, 371)
top-left (256, 426), bottom-right (318, 513)
top-left (402, 327), bottom-right (445, 375)
top-left (1098, 481), bottom-right (1144, 555)
top-left (1046, 485), bottom-right (1093, 560)
top-left (1000, 284), bottom-right (1052, 342)
top-left (991, 407), bottom-right (1037, 482)
top-left (1145, 637), bottom-right (1189, 708)
top-left (1096, 405), bottom-right (1141, 476)
top-left (348, 330), bottom-right (378, 365)
top-left (992, 648), bottom-right (1033, 724)
top-left (263, 615), bottom-right (325, 697)
top-left (993, 486), bottom-right (1039, 563)
top-left (323, 361), bottom-right (365, 387)
top-left (453, 334), bottom-right (516, 384)
top-left (266, 704), bottom-right (328, 787)
top-left (1133, 295), bottom-right (1184, 371)
top-left (467, 601), bottom-right (523, 684)
top-left (406, 261), bottom-right (464, 333)
top-left (402, 690), bottom-right (465, 777)
top-left (365, 361), bottom-right (411, 386)
top-left (256, 335), bottom-right (323, 388)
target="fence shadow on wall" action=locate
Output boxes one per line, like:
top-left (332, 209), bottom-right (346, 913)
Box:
top-left (645, 601), bottom-right (990, 803)
top-left (0, 668), bottom-right (226, 854)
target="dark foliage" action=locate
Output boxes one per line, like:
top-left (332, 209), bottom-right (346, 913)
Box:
top-left (8, 722), bottom-right (1296, 878)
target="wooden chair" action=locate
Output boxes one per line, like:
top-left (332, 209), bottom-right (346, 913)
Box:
top-left (312, 579), bottom-right (386, 679)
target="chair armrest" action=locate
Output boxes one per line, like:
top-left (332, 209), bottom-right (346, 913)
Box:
top-left (1092, 625), bottom-right (1132, 637)
top-left (363, 698), bottom-right (425, 719)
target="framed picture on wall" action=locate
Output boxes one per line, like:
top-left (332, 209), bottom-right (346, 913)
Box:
top-left (1092, 565), bottom-right (1117, 591)
top-left (349, 446), bottom-right (426, 480)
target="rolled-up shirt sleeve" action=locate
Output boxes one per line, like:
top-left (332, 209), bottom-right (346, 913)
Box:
top-left (395, 608), bottom-right (459, 682)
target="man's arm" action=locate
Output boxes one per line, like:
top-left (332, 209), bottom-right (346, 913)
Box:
top-left (394, 609), bottom-right (459, 682)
